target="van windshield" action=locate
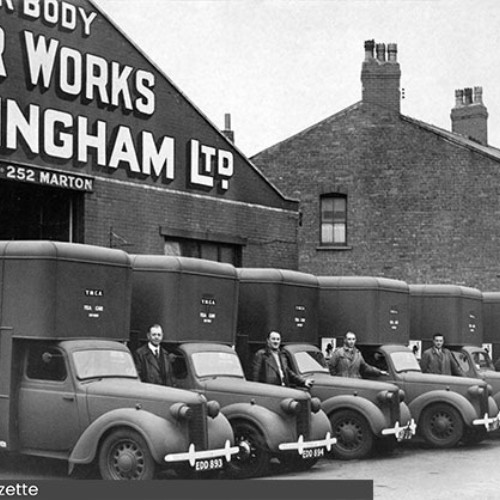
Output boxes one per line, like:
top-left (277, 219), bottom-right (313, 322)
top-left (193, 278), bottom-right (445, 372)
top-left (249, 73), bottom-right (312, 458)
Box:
top-left (389, 351), bottom-right (422, 373)
top-left (192, 352), bottom-right (245, 378)
top-left (293, 351), bottom-right (329, 374)
top-left (73, 350), bottom-right (137, 380)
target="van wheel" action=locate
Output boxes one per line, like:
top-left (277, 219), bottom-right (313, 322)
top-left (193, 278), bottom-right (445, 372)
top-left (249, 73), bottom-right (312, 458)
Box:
top-left (420, 404), bottom-right (463, 448)
top-left (329, 410), bottom-right (373, 460)
top-left (226, 422), bottom-right (270, 479)
top-left (98, 429), bottom-right (156, 480)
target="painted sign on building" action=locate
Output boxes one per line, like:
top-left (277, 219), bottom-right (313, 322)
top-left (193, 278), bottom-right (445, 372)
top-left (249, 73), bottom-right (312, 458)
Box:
top-left (0, 0), bottom-right (235, 194)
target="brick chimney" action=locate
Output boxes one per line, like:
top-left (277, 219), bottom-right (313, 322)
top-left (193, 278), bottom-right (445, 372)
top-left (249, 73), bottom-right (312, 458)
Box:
top-left (361, 40), bottom-right (401, 112)
top-left (222, 113), bottom-right (234, 143)
top-left (450, 87), bottom-right (488, 145)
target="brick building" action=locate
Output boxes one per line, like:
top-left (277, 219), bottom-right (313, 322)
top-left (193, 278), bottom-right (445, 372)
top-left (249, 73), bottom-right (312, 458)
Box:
top-left (251, 40), bottom-right (500, 290)
top-left (0, 0), bottom-right (298, 269)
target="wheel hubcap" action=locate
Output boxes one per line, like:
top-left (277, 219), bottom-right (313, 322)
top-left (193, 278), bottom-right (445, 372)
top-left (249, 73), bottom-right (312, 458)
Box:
top-left (337, 420), bottom-right (362, 448)
top-left (111, 442), bottom-right (144, 478)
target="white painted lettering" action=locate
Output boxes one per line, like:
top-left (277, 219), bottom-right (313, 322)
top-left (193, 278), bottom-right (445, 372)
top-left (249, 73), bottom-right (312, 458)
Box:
top-left (0, 0), bottom-right (14, 11)
top-left (110, 61), bottom-right (133, 110)
top-left (59, 46), bottom-right (82, 95)
top-left (109, 126), bottom-right (140, 173)
top-left (78, 6), bottom-right (97, 37)
top-left (6, 99), bottom-right (39, 153)
top-left (77, 116), bottom-right (107, 165)
top-left (0, 28), bottom-right (6, 78)
top-left (61, 2), bottom-right (76, 31)
top-left (23, 30), bottom-right (59, 89)
top-left (44, 0), bottom-right (59, 25)
top-left (22, 1), bottom-right (96, 36)
top-left (217, 150), bottom-right (233, 190)
top-left (85, 54), bottom-right (109, 105)
top-left (190, 139), bottom-right (212, 188)
top-left (141, 132), bottom-right (174, 180)
top-left (23, 0), bottom-right (40, 18)
top-left (135, 70), bottom-right (155, 115)
top-left (44, 108), bottom-right (73, 159)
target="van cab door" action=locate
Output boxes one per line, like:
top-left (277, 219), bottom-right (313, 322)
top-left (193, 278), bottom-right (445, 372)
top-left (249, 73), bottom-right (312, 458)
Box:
top-left (17, 344), bottom-right (81, 453)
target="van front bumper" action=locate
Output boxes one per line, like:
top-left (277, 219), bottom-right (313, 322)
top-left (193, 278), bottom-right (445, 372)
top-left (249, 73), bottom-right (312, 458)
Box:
top-left (381, 419), bottom-right (417, 441)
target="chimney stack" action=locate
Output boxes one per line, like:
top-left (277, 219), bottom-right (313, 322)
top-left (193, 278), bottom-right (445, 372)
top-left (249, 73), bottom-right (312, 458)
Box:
top-left (222, 113), bottom-right (234, 143)
top-left (450, 86), bottom-right (488, 145)
top-left (361, 39), bottom-right (401, 113)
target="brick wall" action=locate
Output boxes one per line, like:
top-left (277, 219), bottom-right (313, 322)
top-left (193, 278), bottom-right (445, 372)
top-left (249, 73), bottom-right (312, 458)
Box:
top-left (252, 102), bottom-right (500, 291)
top-left (84, 179), bottom-right (298, 269)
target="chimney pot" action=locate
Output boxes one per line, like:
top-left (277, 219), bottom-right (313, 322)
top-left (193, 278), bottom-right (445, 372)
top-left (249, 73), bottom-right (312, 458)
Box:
top-left (376, 43), bottom-right (386, 62)
top-left (451, 87), bottom-right (488, 145)
top-left (222, 113), bottom-right (234, 143)
top-left (464, 88), bottom-right (473, 105)
top-left (364, 40), bottom-right (375, 61)
top-left (387, 43), bottom-right (397, 62)
top-left (455, 89), bottom-right (464, 107)
top-left (473, 86), bottom-right (483, 104)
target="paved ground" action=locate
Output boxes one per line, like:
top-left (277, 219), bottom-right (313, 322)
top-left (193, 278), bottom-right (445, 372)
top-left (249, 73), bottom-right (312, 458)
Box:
top-left (2, 434), bottom-right (500, 500)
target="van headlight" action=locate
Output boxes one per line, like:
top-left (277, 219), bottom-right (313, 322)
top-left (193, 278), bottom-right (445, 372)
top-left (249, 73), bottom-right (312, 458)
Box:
top-left (170, 402), bottom-right (193, 421)
top-left (280, 398), bottom-right (300, 415)
top-left (207, 400), bottom-right (220, 419)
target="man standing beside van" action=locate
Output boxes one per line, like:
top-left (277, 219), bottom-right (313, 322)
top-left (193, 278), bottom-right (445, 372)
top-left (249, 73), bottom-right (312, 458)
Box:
top-left (420, 333), bottom-right (464, 376)
top-left (329, 331), bottom-right (388, 378)
top-left (134, 324), bottom-right (173, 385)
top-left (252, 331), bottom-right (314, 388)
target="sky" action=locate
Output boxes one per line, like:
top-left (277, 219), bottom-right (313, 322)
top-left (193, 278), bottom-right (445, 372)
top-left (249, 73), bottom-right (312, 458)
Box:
top-left (94, 0), bottom-right (500, 157)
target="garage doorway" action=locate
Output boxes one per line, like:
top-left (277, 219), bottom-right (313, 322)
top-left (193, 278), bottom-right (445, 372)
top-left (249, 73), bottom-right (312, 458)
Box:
top-left (0, 181), bottom-right (83, 242)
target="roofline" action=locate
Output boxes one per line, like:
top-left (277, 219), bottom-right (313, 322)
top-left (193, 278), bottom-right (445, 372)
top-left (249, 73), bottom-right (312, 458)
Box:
top-left (252, 102), bottom-right (363, 157)
top-left (89, 1), bottom-right (298, 208)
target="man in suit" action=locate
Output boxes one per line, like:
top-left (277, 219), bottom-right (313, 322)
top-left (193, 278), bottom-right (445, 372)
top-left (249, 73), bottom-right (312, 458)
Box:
top-left (420, 333), bottom-right (464, 376)
top-left (252, 330), bottom-right (314, 388)
top-left (133, 324), bottom-right (173, 385)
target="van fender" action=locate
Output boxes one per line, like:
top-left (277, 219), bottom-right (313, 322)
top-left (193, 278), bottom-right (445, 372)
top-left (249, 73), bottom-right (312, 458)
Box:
top-left (222, 403), bottom-right (292, 452)
top-left (321, 395), bottom-right (388, 436)
top-left (309, 409), bottom-right (333, 440)
top-left (409, 390), bottom-right (477, 426)
top-left (206, 413), bottom-right (236, 449)
top-left (69, 408), bottom-right (185, 467)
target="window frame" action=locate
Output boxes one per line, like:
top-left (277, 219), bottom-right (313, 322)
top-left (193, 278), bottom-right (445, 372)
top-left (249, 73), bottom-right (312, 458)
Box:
top-left (319, 193), bottom-right (348, 247)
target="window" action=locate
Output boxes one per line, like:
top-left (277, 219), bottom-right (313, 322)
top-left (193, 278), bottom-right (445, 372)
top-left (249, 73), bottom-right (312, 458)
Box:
top-left (320, 194), bottom-right (347, 245)
top-left (164, 238), bottom-right (242, 266)
top-left (26, 345), bottom-right (67, 381)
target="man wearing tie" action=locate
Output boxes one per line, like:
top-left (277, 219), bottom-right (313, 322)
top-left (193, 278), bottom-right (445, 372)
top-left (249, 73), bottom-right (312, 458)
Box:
top-left (252, 331), bottom-right (314, 389)
top-left (133, 324), bottom-right (173, 385)
top-left (420, 333), bottom-right (464, 376)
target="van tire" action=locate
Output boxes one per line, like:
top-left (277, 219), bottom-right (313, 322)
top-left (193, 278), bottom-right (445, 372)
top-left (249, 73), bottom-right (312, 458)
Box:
top-left (226, 421), bottom-right (269, 479)
top-left (98, 429), bottom-right (156, 480)
top-left (329, 409), bottom-right (374, 460)
top-left (420, 403), bottom-right (463, 448)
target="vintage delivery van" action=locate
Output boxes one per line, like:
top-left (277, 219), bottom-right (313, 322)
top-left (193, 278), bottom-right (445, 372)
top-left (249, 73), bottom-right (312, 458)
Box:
top-left (0, 241), bottom-right (237, 480)
top-left (130, 255), bottom-right (335, 478)
top-left (410, 284), bottom-right (500, 423)
top-left (235, 268), bottom-right (415, 460)
top-left (318, 276), bottom-right (499, 448)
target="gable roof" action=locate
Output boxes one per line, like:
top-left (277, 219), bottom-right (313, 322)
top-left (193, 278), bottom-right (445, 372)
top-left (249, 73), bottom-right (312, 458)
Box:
top-left (252, 100), bottom-right (500, 165)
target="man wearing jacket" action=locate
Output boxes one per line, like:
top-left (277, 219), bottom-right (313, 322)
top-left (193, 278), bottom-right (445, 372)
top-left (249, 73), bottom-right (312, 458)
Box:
top-left (329, 331), bottom-right (388, 379)
top-left (420, 333), bottom-right (464, 376)
top-left (252, 331), bottom-right (314, 388)
top-left (133, 324), bottom-right (173, 386)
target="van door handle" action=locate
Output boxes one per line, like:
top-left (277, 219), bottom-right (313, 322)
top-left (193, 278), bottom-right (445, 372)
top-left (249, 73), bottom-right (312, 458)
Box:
top-left (63, 395), bottom-right (75, 402)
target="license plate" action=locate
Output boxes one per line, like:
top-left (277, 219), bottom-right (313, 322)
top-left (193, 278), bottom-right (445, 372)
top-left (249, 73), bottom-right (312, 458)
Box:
top-left (194, 458), bottom-right (224, 472)
top-left (396, 427), bottom-right (413, 441)
top-left (301, 447), bottom-right (325, 459)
